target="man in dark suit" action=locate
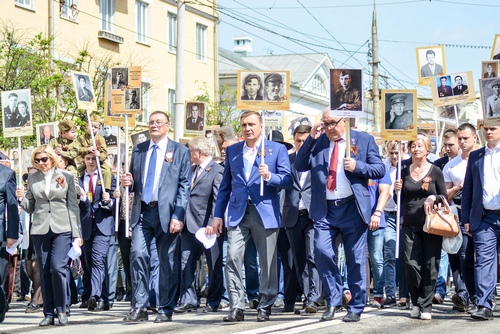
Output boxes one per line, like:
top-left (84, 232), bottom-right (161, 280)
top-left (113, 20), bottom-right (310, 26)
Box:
top-left (282, 125), bottom-right (322, 315)
top-left (211, 111), bottom-right (292, 323)
top-left (295, 108), bottom-right (385, 322)
top-left (484, 63), bottom-right (496, 78)
top-left (121, 111), bottom-right (191, 323)
top-left (461, 125), bottom-right (500, 321)
top-left (0, 163), bottom-right (20, 322)
top-left (452, 75), bottom-right (469, 95)
top-left (40, 125), bottom-right (55, 145)
top-left (79, 152), bottom-right (116, 312)
top-left (3, 92), bottom-right (18, 128)
top-left (186, 104), bottom-right (204, 131)
top-left (174, 136), bottom-right (224, 313)
top-left (101, 126), bottom-right (118, 146)
top-left (420, 50), bottom-right (444, 77)
top-left (438, 76), bottom-right (453, 98)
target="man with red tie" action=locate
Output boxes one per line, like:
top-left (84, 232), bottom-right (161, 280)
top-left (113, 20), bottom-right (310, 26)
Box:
top-left (295, 108), bottom-right (385, 322)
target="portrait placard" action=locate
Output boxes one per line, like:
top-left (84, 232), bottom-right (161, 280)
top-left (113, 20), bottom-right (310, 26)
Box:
top-left (416, 46), bottom-right (446, 86)
top-left (479, 77), bottom-right (500, 126)
top-left (37, 122), bottom-right (58, 146)
top-left (430, 71), bottom-right (475, 107)
top-left (130, 130), bottom-right (150, 147)
top-left (2, 89), bottom-right (33, 138)
top-left (110, 66), bottom-right (142, 115)
top-left (111, 67), bottom-right (129, 90)
top-left (490, 34), bottom-right (500, 60)
top-left (103, 80), bottom-right (136, 127)
top-left (237, 70), bottom-right (290, 111)
top-left (185, 102), bottom-right (206, 133)
top-left (381, 89), bottom-right (417, 141)
top-left (262, 110), bottom-right (283, 128)
top-left (482, 60), bottom-right (499, 79)
top-left (329, 69), bottom-right (363, 118)
top-left (284, 115), bottom-right (315, 142)
top-left (98, 125), bottom-right (119, 147)
top-left (72, 71), bottom-right (97, 111)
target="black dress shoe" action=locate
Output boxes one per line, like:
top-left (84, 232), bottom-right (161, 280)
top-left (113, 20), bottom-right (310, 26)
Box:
top-left (471, 306), bottom-right (493, 320)
top-left (88, 297), bottom-right (98, 311)
top-left (39, 316), bottom-right (54, 326)
top-left (58, 313), bottom-right (68, 325)
top-left (468, 305), bottom-right (479, 314)
top-left (123, 308), bottom-right (149, 322)
top-left (257, 309), bottom-right (270, 322)
top-left (202, 305), bottom-right (219, 313)
top-left (79, 301), bottom-right (88, 308)
top-left (154, 313), bottom-right (172, 323)
top-left (320, 306), bottom-right (335, 321)
top-left (0, 307), bottom-right (7, 323)
top-left (282, 303), bottom-right (295, 313)
top-left (249, 299), bottom-right (259, 309)
top-left (342, 311), bottom-right (360, 322)
top-left (103, 303), bottom-right (112, 311)
top-left (304, 302), bottom-right (318, 314)
top-left (173, 303), bottom-right (197, 313)
top-left (223, 308), bottom-right (244, 322)
top-left (94, 301), bottom-right (105, 312)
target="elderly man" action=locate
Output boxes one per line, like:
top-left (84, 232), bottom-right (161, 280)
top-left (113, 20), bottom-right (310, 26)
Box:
top-left (264, 73), bottom-right (284, 101)
top-left (295, 108), bottom-right (384, 322)
top-left (332, 71), bottom-right (361, 111)
top-left (186, 104), bottom-right (204, 131)
top-left (385, 94), bottom-right (413, 130)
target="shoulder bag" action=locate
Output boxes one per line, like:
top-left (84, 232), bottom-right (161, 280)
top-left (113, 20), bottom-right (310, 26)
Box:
top-left (423, 195), bottom-right (460, 237)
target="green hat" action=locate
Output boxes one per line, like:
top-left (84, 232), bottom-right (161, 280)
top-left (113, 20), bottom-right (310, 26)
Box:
top-left (58, 119), bottom-right (76, 132)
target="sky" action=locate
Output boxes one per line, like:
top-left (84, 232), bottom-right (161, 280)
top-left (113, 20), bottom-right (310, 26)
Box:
top-left (215, 0), bottom-right (500, 99)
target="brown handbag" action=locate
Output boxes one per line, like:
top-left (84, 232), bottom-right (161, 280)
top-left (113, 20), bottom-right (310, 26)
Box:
top-left (423, 195), bottom-right (460, 237)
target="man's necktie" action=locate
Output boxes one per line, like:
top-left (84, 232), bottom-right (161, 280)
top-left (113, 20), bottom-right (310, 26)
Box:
top-left (458, 85), bottom-right (462, 90)
top-left (143, 145), bottom-right (158, 204)
top-left (88, 173), bottom-right (95, 215)
top-left (327, 139), bottom-right (341, 192)
top-left (191, 165), bottom-right (200, 189)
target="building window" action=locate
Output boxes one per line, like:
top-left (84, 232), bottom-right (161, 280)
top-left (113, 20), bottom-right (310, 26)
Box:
top-left (168, 89), bottom-right (175, 117)
top-left (15, 0), bottom-right (34, 9)
top-left (196, 23), bottom-right (207, 61)
top-left (100, 0), bottom-right (115, 32)
top-left (60, 1), bottom-right (79, 22)
top-left (136, 1), bottom-right (149, 44)
top-left (138, 82), bottom-right (151, 123)
top-left (312, 74), bottom-right (326, 95)
top-left (168, 12), bottom-right (177, 53)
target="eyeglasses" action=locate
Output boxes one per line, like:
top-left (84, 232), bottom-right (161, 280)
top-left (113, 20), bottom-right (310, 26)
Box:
top-left (148, 120), bottom-right (168, 127)
top-left (34, 157), bottom-right (50, 164)
top-left (322, 117), bottom-right (344, 129)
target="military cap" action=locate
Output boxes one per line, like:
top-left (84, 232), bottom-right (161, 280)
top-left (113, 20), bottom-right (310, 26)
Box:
top-left (58, 119), bottom-right (77, 132)
top-left (90, 114), bottom-right (102, 123)
top-left (390, 94), bottom-right (407, 105)
top-left (490, 79), bottom-right (500, 88)
top-left (264, 73), bottom-right (283, 85)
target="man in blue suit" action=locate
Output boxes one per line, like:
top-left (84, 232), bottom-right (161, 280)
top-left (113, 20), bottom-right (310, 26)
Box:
top-left (295, 108), bottom-right (385, 322)
top-left (121, 111), bottom-right (191, 323)
top-left (79, 152), bottom-right (116, 312)
top-left (211, 111), bottom-right (292, 323)
top-left (462, 125), bottom-right (500, 321)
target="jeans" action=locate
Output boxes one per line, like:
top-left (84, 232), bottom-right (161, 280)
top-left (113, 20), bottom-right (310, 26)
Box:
top-left (435, 249), bottom-right (449, 297)
top-left (383, 212), bottom-right (397, 298)
top-left (368, 228), bottom-right (385, 297)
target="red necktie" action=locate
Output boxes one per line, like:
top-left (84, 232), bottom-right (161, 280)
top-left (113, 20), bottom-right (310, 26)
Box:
top-left (327, 139), bottom-right (341, 192)
top-left (88, 173), bottom-right (95, 197)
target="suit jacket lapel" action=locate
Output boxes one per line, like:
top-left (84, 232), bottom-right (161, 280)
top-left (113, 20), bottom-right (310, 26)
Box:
top-left (138, 143), bottom-right (148, 186)
top-left (193, 160), bottom-right (214, 189)
top-left (478, 147), bottom-right (485, 188)
top-left (159, 139), bottom-right (174, 185)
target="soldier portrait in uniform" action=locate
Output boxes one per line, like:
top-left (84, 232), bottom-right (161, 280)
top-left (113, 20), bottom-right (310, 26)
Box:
top-left (384, 93), bottom-right (414, 130)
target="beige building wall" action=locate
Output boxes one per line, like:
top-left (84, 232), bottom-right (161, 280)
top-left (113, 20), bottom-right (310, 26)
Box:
top-left (1, 0), bottom-right (218, 125)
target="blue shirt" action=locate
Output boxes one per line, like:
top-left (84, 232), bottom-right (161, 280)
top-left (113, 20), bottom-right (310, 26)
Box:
top-left (368, 171), bottom-right (392, 228)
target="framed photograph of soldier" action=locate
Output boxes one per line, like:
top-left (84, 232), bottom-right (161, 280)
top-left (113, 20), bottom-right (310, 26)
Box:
top-left (430, 71), bottom-right (475, 107)
top-left (479, 77), bottom-right (500, 126)
top-left (329, 68), bottom-right (363, 118)
top-left (110, 66), bottom-right (142, 115)
top-left (381, 89), bottom-right (417, 141)
top-left (416, 45), bottom-right (446, 86)
top-left (37, 122), bottom-right (58, 146)
top-left (72, 71), bottom-right (97, 111)
top-left (490, 34), bottom-right (500, 60)
top-left (112, 142), bottom-right (127, 172)
top-left (111, 67), bottom-right (129, 90)
top-left (236, 70), bottom-right (290, 111)
top-left (185, 102), bottom-right (206, 133)
top-left (124, 88), bottom-right (141, 112)
top-left (99, 125), bottom-right (119, 147)
top-left (482, 60), bottom-right (499, 78)
top-left (9, 149), bottom-right (20, 171)
top-left (130, 129), bottom-right (150, 147)
top-left (204, 129), bottom-right (221, 157)
top-left (103, 80), bottom-right (136, 127)
top-left (2, 89), bottom-right (33, 138)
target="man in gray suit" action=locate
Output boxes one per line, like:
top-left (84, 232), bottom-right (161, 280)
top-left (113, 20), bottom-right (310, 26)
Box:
top-left (174, 136), bottom-right (224, 313)
top-left (0, 163), bottom-right (20, 322)
top-left (121, 111), bottom-right (191, 323)
top-left (282, 125), bottom-right (322, 315)
top-left (420, 50), bottom-right (444, 77)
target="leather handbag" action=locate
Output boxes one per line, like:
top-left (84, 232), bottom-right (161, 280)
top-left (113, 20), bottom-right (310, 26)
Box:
top-left (423, 195), bottom-right (460, 237)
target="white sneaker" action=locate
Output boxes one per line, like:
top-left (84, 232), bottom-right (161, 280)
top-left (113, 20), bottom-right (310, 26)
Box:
top-left (410, 306), bottom-right (420, 319)
top-left (420, 312), bottom-right (432, 320)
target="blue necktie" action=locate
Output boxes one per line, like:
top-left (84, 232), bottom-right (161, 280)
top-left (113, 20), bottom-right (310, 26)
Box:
top-left (143, 145), bottom-right (158, 204)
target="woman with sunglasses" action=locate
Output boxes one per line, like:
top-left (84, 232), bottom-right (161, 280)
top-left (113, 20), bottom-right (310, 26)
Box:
top-left (16, 145), bottom-right (82, 326)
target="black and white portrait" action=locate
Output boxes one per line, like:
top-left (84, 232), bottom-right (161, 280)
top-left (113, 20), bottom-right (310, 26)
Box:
top-left (185, 102), bottom-right (205, 132)
top-left (131, 130), bottom-right (150, 147)
top-left (111, 67), bottom-right (129, 90)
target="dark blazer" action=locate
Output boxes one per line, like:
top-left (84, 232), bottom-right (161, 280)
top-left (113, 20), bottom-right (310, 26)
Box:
top-left (185, 160), bottom-right (223, 234)
top-left (438, 85), bottom-right (453, 97)
top-left (41, 136), bottom-right (55, 145)
top-left (214, 139), bottom-right (293, 229)
top-left (295, 130), bottom-right (385, 224)
top-left (433, 155), bottom-right (450, 170)
top-left (79, 174), bottom-right (116, 240)
top-left (104, 135), bottom-right (118, 146)
top-left (186, 116), bottom-right (204, 131)
top-left (453, 84), bottom-right (468, 95)
top-left (0, 165), bottom-right (20, 241)
top-left (461, 147), bottom-right (486, 232)
top-left (129, 139), bottom-right (191, 234)
top-left (282, 153), bottom-right (312, 228)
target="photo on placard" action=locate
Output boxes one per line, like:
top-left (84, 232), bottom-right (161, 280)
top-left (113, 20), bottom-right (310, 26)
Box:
top-left (204, 129), bottom-right (221, 157)
top-left (111, 67), bottom-right (129, 90)
top-left (23, 147), bottom-right (33, 171)
top-left (329, 68), bottom-right (363, 118)
top-left (124, 88), bottom-right (141, 111)
top-left (436, 76), bottom-right (453, 98)
top-left (130, 130), bottom-right (150, 147)
top-left (185, 102), bottom-right (205, 133)
top-left (1, 89), bottom-right (33, 138)
top-left (285, 116), bottom-right (314, 141)
top-left (490, 34), bottom-right (500, 60)
top-left (479, 78), bottom-right (500, 125)
top-left (482, 60), bottom-right (499, 78)
top-left (9, 149), bottom-right (20, 170)
top-left (381, 89), bottom-right (417, 141)
top-left (112, 142), bottom-right (127, 172)
top-left (416, 46), bottom-right (446, 86)
top-left (430, 71), bottom-right (475, 107)
top-left (72, 71), bottom-right (97, 111)
top-left (237, 70), bottom-right (290, 111)
top-left (37, 122), bottom-right (58, 145)
top-left (98, 125), bottom-right (119, 147)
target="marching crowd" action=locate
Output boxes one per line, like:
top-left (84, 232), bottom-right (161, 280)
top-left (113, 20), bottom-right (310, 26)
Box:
top-left (0, 108), bottom-right (499, 327)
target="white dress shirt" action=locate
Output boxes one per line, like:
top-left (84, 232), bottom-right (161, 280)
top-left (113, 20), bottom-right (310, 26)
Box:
top-left (142, 136), bottom-right (169, 202)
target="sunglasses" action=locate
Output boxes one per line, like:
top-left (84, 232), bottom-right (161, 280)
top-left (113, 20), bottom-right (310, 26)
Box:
top-left (34, 157), bottom-right (50, 164)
